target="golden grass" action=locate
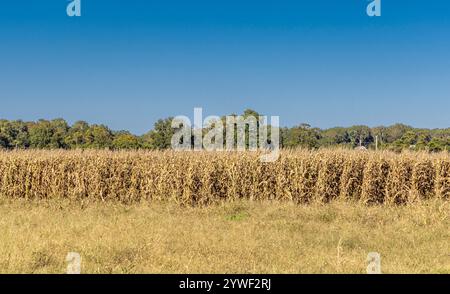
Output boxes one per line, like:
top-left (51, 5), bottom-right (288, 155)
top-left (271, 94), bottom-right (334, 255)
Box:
top-left (0, 149), bottom-right (449, 204)
top-left (0, 199), bottom-right (448, 273)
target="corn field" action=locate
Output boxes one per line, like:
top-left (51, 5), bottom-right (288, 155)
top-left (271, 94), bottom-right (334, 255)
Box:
top-left (0, 149), bottom-right (449, 205)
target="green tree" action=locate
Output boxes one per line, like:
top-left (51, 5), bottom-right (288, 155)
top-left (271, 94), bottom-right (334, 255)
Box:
top-left (143, 118), bottom-right (175, 150)
top-left (112, 132), bottom-right (141, 150)
top-left (320, 127), bottom-right (350, 147)
top-left (428, 137), bottom-right (447, 152)
top-left (64, 121), bottom-right (90, 149)
top-left (85, 125), bottom-right (113, 149)
top-left (416, 132), bottom-right (432, 150)
top-left (384, 124), bottom-right (413, 143)
top-left (50, 119), bottom-right (69, 148)
top-left (11, 120), bottom-right (30, 148)
top-left (348, 125), bottom-right (372, 147)
top-left (29, 119), bottom-right (69, 149)
top-left (284, 123), bottom-right (322, 149)
top-left (0, 120), bottom-right (14, 148)
top-left (394, 131), bottom-right (418, 148)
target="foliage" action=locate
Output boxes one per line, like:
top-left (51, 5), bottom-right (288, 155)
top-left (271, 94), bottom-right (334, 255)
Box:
top-left (1, 109), bottom-right (450, 152)
top-left (142, 118), bottom-right (174, 150)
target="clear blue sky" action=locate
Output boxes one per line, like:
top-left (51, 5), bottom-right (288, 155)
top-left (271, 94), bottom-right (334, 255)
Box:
top-left (0, 0), bottom-right (449, 134)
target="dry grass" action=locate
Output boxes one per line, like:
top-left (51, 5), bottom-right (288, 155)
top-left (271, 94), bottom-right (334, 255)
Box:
top-left (0, 149), bottom-right (448, 273)
top-left (0, 199), bottom-right (448, 273)
top-left (0, 149), bottom-right (449, 204)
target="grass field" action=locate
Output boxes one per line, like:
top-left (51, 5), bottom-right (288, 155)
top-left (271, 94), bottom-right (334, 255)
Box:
top-left (1, 149), bottom-right (448, 273)
top-left (0, 199), bottom-right (448, 274)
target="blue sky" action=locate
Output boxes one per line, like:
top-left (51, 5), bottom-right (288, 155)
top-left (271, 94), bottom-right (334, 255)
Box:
top-left (0, 0), bottom-right (449, 134)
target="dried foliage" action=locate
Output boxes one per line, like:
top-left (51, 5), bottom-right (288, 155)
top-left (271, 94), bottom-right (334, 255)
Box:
top-left (0, 149), bottom-right (449, 205)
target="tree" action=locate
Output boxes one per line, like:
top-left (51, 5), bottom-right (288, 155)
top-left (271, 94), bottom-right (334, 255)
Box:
top-left (85, 124), bottom-right (113, 149)
top-left (394, 131), bottom-right (418, 148)
top-left (348, 125), bottom-right (373, 147)
top-left (0, 120), bottom-right (31, 149)
top-left (320, 127), bottom-right (351, 147)
top-left (416, 132), bottom-right (432, 150)
top-left (384, 124), bottom-right (413, 143)
top-left (11, 120), bottom-right (30, 148)
top-left (64, 121), bottom-right (90, 149)
top-left (142, 118), bottom-right (175, 150)
top-left (112, 132), bottom-right (141, 150)
top-left (283, 124), bottom-right (322, 149)
top-left (0, 120), bottom-right (14, 148)
top-left (29, 119), bottom-right (69, 149)
top-left (49, 119), bottom-right (69, 148)
top-left (1, 112), bottom-right (450, 153)
top-left (428, 137), bottom-right (447, 152)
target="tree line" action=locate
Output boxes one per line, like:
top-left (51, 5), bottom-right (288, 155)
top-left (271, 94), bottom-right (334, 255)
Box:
top-left (1, 109), bottom-right (450, 152)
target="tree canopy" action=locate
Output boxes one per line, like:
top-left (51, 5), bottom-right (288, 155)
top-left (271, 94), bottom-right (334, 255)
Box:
top-left (1, 111), bottom-right (450, 152)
